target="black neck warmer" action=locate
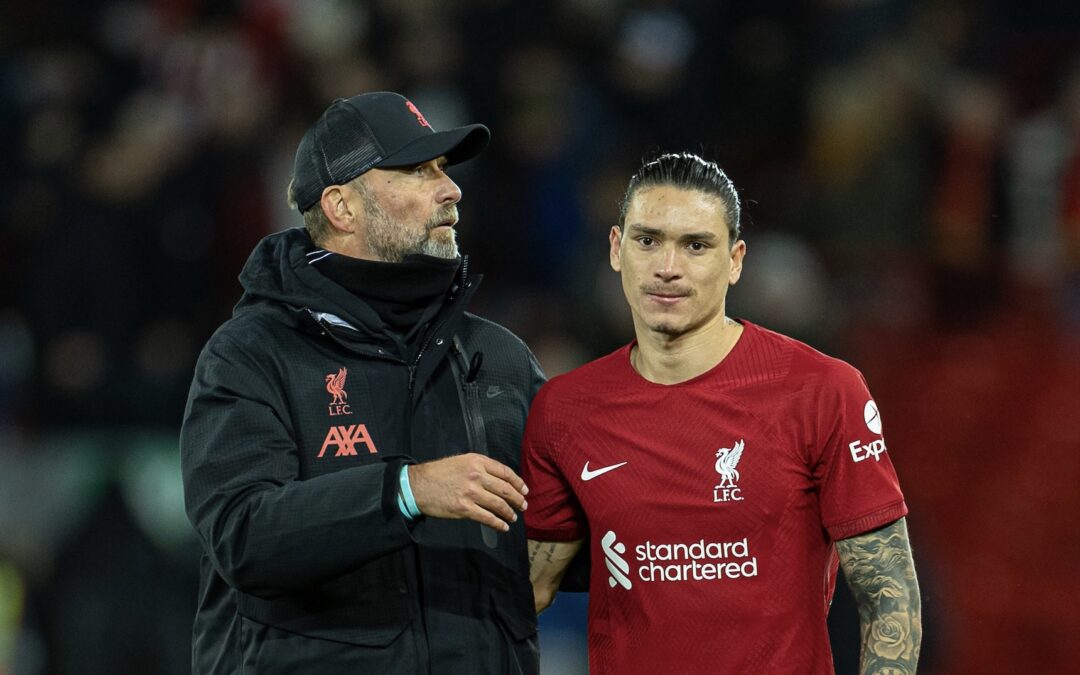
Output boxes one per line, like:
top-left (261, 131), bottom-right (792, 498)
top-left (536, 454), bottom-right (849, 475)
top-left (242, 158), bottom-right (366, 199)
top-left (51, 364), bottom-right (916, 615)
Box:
top-left (311, 251), bottom-right (461, 336)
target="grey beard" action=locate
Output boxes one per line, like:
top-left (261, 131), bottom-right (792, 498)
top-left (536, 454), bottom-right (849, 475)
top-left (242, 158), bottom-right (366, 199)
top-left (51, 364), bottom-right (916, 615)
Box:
top-left (417, 230), bottom-right (459, 259)
top-left (371, 229), bottom-right (458, 262)
top-left (364, 199), bottom-right (459, 262)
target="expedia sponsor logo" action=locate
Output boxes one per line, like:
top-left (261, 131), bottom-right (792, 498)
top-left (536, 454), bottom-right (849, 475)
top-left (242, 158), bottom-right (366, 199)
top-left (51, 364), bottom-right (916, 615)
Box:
top-left (864, 400), bottom-right (882, 434)
top-left (850, 400), bottom-right (887, 462)
top-left (849, 438), bottom-right (887, 463)
top-left (602, 531), bottom-right (759, 587)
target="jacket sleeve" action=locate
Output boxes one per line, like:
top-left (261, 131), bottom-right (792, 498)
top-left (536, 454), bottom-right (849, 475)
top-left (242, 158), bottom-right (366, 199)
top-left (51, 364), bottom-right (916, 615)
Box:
top-left (180, 331), bottom-right (416, 598)
top-left (526, 345), bottom-right (546, 402)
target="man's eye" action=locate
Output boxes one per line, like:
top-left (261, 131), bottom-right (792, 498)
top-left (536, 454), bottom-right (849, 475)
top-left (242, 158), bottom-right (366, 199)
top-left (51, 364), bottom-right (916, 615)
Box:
top-left (638, 237), bottom-right (655, 246)
top-left (412, 163), bottom-right (448, 176)
top-left (689, 242), bottom-right (706, 251)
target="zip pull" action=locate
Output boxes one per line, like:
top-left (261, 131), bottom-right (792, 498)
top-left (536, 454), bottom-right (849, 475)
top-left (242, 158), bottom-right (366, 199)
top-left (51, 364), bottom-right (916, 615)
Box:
top-left (466, 351), bottom-right (483, 383)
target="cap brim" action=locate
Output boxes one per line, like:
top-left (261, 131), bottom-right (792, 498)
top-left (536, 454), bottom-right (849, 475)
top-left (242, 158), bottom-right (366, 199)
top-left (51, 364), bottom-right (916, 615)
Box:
top-left (375, 124), bottom-right (490, 169)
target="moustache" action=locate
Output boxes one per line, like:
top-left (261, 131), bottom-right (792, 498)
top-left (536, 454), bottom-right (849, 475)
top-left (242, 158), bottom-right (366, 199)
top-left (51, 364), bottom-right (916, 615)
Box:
top-left (426, 207), bottom-right (459, 230)
top-left (640, 284), bottom-right (693, 297)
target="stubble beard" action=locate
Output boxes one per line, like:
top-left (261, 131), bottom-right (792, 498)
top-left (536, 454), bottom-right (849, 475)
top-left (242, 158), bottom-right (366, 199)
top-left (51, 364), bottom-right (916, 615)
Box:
top-left (365, 199), bottom-right (459, 262)
top-left (637, 284), bottom-right (695, 338)
top-left (642, 301), bottom-right (728, 340)
top-left (647, 321), bottom-right (685, 337)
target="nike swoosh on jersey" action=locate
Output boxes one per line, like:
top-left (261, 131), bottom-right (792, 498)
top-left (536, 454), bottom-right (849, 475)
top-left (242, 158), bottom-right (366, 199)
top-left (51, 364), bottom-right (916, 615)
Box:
top-left (580, 461), bottom-right (628, 481)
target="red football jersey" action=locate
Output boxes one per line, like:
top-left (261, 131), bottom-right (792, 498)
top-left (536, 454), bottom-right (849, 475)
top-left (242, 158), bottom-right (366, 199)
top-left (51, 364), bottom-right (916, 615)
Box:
top-left (522, 321), bottom-right (907, 674)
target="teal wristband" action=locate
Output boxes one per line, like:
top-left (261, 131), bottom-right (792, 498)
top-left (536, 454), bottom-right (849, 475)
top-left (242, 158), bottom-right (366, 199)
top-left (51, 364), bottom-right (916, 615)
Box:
top-left (398, 465), bottom-right (422, 520)
top-left (396, 493), bottom-right (412, 521)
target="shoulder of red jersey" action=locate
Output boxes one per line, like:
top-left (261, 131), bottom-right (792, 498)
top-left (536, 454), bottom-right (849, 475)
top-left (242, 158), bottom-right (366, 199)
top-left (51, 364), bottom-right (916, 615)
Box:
top-left (739, 321), bottom-right (869, 392)
top-left (528, 343), bottom-right (631, 431)
top-left (537, 343), bottom-right (630, 399)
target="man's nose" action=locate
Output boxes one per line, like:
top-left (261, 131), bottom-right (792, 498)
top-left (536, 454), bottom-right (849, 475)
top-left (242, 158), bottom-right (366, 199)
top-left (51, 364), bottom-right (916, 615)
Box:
top-left (654, 247), bottom-right (681, 280)
top-left (436, 173), bottom-right (462, 205)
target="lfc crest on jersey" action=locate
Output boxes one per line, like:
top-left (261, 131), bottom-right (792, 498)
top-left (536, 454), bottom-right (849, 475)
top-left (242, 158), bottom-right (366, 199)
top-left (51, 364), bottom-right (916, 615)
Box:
top-left (713, 439), bottom-right (745, 503)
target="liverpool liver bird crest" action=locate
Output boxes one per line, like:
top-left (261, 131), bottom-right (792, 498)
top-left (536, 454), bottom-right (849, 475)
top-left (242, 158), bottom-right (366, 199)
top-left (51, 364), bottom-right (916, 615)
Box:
top-left (325, 367), bottom-right (348, 405)
top-left (714, 439), bottom-right (745, 488)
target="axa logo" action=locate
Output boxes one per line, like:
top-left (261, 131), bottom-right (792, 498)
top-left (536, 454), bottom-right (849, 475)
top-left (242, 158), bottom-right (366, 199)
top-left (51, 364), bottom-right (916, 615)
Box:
top-left (325, 367), bottom-right (351, 416)
top-left (713, 439), bottom-right (745, 503)
top-left (405, 100), bottom-right (431, 128)
top-left (602, 530), bottom-right (632, 590)
top-left (318, 424), bottom-right (379, 458)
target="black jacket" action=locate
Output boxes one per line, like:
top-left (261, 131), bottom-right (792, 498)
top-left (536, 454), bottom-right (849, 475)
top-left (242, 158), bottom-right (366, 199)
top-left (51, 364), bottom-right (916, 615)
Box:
top-left (180, 228), bottom-right (544, 674)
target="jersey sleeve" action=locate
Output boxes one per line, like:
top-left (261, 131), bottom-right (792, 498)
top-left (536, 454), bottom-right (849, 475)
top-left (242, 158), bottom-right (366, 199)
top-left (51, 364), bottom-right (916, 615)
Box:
top-left (520, 383), bottom-right (588, 542)
top-left (811, 362), bottom-right (908, 541)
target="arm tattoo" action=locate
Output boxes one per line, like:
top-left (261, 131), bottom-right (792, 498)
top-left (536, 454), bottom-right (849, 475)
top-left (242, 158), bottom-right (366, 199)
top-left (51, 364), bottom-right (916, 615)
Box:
top-left (527, 539), bottom-right (584, 613)
top-left (528, 541), bottom-right (560, 566)
top-left (835, 517), bottom-right (922, 675)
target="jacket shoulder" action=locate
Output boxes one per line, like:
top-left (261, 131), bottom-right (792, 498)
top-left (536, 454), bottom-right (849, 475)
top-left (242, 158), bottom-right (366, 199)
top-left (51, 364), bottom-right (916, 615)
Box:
top-left (194, 310), bottom-right (300, 381)
top-left (458, 313), bottom-right (546, 399)
top-left (460, 313), bottom-right (532, 353)
top-left (210, 303), bottom-right (306, 349)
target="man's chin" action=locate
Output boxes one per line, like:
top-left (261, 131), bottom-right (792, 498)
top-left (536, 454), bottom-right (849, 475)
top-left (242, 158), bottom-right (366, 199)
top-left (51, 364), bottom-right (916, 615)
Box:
top-left (646, 321), bottom-right (687, 337)
top-left (419, 235), bottom-right (458, 260)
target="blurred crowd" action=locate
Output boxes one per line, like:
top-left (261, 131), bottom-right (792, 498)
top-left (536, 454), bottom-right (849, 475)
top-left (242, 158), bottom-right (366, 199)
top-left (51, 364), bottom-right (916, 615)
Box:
top-left (1, 1), bottom-right (1079, 673)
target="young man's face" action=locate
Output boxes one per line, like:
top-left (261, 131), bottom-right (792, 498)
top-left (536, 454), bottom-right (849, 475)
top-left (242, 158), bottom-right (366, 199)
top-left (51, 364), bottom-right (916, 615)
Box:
top-left (354, 156), bottom-right (462, 262)
top-left (610, 185), bottom-right (745, 340)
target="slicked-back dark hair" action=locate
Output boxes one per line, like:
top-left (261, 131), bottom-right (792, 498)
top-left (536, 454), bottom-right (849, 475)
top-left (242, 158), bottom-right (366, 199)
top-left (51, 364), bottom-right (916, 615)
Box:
top-left (618, 152), bottom-right (741, 247)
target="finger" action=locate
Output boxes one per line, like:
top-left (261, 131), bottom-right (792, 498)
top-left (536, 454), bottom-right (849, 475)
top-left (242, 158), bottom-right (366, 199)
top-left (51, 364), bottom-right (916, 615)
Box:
top-left (483, 475), bottom-right (528, 511)
top-left (465, 502), bottom-right (512, 532)
top-left (483, 457), bottom-right (528, 495)
top-left (471, 489), bottom-right (519, 525)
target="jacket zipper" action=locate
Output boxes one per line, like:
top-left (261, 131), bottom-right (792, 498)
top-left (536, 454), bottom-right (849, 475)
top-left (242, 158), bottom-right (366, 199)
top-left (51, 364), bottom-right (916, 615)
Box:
top-left (448, 341), bottom-right (498, 549)
top-left (408, 258), bottom-right (470, 394)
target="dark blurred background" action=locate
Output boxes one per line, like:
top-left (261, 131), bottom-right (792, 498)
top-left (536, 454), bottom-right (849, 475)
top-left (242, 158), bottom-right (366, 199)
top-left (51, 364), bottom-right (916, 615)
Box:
top-left (1, 0), bottom-right (1079, 673)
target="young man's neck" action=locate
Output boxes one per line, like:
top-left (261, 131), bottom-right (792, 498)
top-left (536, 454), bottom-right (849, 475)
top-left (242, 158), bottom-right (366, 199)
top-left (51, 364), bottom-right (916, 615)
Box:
top-left (631, 315), bottom-right (743, 385)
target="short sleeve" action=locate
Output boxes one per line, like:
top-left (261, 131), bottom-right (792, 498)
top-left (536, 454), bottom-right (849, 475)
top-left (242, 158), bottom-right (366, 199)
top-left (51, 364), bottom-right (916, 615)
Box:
top-left (520, 384), bottom-right (587, 541)
top-left (812, 362), bottom-right (908, 541)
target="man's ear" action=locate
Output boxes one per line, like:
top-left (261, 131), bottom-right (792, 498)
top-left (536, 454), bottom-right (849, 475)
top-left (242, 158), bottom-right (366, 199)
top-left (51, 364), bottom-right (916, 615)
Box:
top-left (728, 240), bottom-right (746, 286)
top-left (319, 185), bottom-right (358, 234)
top-left (609, 226), bottom-right (623, 272)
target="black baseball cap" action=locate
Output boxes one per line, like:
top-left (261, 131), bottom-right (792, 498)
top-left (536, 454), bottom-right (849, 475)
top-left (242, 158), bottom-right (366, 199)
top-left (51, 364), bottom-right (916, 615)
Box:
top-left (291, 91), bottom-right (490, 213)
